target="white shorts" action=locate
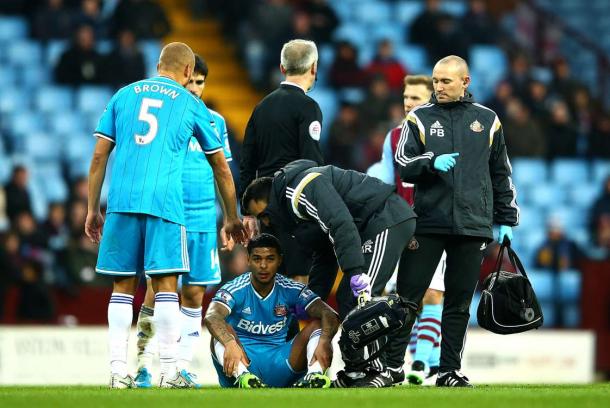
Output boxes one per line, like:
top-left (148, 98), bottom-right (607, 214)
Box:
top-left (428, 251), bottom-right (446, 292)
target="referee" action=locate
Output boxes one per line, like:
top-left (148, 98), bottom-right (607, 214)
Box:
top-left (392, 55), bottom-right (519, 387)
top-left (240, 39), bottom-right (326, 285)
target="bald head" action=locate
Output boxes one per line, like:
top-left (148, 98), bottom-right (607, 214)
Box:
top-left (157, 42), bottom-right (195, 86)
top-left (434, 55), bottom-right (470, 76)
top-left (432, 55), bottom-right (471, 103)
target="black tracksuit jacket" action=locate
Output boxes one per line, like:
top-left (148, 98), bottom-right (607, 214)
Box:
top-left (394, 93), bottom-right (519, 240)
top-left (264, 160), bottom-right (416, 277)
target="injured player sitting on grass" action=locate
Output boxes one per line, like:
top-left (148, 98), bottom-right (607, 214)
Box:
top-left (204, 233), bottom-right (340, 388)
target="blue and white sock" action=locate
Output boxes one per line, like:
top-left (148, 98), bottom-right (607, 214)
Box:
top-left (154, 292), bottom-right (180, 378)
top-left (306, 328), bottom-right (323, 373)
top-left (108, 293), bottom-right (134, 377)
top-left (413, 304), bottom-right (443, 368)
top-left (176, 306), bottom-right (202, 372)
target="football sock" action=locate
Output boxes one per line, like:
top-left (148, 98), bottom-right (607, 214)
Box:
top-left (429, 341), bottom-right (441, 369)
top-left (154, 292), bottom-right (180, 378)
top-left (213, 340), bottom-right (248, 377)
top-left (176, 306), bottom-right (202, 371)
top-left (306, 328), bottom-right (323, 373)
top-left (136, 305), bottom-right (155, 371)
top-left (108, 293), bottom-right (134, 377)
top-left (414, 304), bottom-right (443, 368)
top-left (409, 320), bottom-right (419, 356)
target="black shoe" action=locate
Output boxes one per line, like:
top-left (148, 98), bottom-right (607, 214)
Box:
top-left (387, 367), bottom-right (405, 385)
top-left (407, 360), bottom-right (426, 385)
top-left (331, 370), bottom-right (362, 388)
top-left (352, 369), bottom-right (394, 388)
top-left (436, 370), bottom-right (473, 388)
top-left (427, 366), bottom-right (439, 378)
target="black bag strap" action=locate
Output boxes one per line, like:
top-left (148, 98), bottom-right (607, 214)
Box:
top-left (492, 237), bottom-right (530, 281)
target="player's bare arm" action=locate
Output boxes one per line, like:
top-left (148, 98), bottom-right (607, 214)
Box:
top-left (207, 150), bottom-right (247, 244)
top-left (305, 298), bottom-right (340, 369)
top-left (85, 138), bottom-right (114, 243)
top-left (204, 301), bottom-right (249, 376)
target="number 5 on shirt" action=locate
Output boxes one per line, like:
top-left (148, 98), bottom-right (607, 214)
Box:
top-left (135, 97), bottom-right (164, 145)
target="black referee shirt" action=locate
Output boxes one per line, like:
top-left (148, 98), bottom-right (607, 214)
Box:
top-left (239, 82), bottom-right (324, 198)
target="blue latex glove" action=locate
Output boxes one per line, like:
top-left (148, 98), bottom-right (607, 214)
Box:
top-left (350, 274), bottom-right (372, 297)
top-left (498, 225), bottom-right (513, 244)
top-left (433, 153), bottom-right (460, 172)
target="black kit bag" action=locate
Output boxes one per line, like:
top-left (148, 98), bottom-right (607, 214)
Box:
top-left (339, 294), bottom-right (418, 367)
top-left (477, 238), bottom-right (544, 334)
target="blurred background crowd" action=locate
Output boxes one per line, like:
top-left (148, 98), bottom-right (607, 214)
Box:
top-left (0, 0), bottom-right (610, 337)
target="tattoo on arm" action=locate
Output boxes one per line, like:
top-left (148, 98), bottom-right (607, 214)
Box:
top-left (306, 299), bottom-right (340, 340)
top-left (204, 302), bottom-right (235, 345)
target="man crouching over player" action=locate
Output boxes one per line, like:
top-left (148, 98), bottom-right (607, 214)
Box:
top-left (204, 233), bottom-right (340, 388)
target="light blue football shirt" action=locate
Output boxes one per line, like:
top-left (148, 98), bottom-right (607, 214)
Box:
top-left (183, 109), bottom-right (232, 233)
top-left (94, 76), bottom-right (223, 225)
top-left (212, 273), bottom-right (320, 347)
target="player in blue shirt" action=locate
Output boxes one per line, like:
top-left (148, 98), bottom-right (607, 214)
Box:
top-left (85, 42), bottom-right (246, 389)
top-left (134, 55), bottom-right (234, 388)
top-left (204, 234), bottom-right (340, 388)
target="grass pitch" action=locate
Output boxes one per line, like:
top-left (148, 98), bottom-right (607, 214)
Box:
top-left (1, 385), bottom-right (609, 408)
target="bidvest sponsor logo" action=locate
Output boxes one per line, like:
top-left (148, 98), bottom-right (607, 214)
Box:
top-left (237, 318), bottom-right (287, 335)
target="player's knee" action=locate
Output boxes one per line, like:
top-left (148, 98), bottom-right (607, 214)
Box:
top-left (423, 289), bottom-right (444, 305)
top-left (113, 276), bottom-right (138, 294)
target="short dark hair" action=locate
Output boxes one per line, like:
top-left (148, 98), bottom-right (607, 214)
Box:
top-left (194, 54), bottom-right (208, 78)
top-left (241, 177), bottom-right (273, 215)
top-left (247, 233), bottom-right (283, 255)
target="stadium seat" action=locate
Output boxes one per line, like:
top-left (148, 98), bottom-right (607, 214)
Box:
top-left (24, 132), bottom-right (62, 162)
top-left (0, 16), bottom-right (28, 42)
top-left (370, 25), bottom-right (405, 46)
top-left (65, 133), bottom-right (96, 162)
top-left (49, 112), bottom-right (88, 135)
top-left (0, 152), bottom-right (10, 184)
top-left (540, 302), bottom-right (556, 327)
top-left (511, 158), bottom-right (547, 187)
top-left (523, 228), bottom-right (547, 256)
top-left (35, 86), bottom-right (74, 113)
top-left (96, 40), bottom-right (113, 54)
top-left (571, 227), bottom-right (590, 247)
top-left (550, 159), bottom-right (589, 186)
top-left (333, 23), bottom-right (370, 50)
top-left (20, 65), bottom-right (52, 89)
top-left (395, 45), bottom-right (428, 74)
top-left (6, 40), bottom-right (43, 66)
top-left (558, 269), bottom-right (581, 303)
top-left (441, 0), bottom-right (467, 16)
top-left (528, 182), bottom-right (565, 208)
top-left (0, 65), bottom-right (18, 86)
top-left (562, 304), bottom-right (581, 328)
top-left (140, 40), bottom-right (163, 77)
top-left (527, 269), bottom-right (555, 303)
top-left (518, 205), bottom-right (547, 231)
top-left (46, 40), bottom-right (69, 66)
top-left (338, 87), bottom-right (366, 104)
top-left (354, 1), bottom-right (392, 24)
top-left (591, 160), bottom-right (610, 184)
top-left (569, 183), bottom-right (600, 208)
top-left (470, 45), bottom-right (507, 87)
top-left (76, 86), bottom-right (113, 115)
top-left (38, 173), bottom-right (69, 203)
top-left (547, 206), bottom-right (587, 231)
top-left (394, 1), bottom-right (424, 26)
top-left (27, 179), bottom-right (49, 221)
top-left (0, 87), bottom-right (29, 114)
top-left (308, 88), bottom-right (338, 142)
top-left (9, 111), bottom-right (46, 136)
top-left (329, 0), bottom-right (353, 21)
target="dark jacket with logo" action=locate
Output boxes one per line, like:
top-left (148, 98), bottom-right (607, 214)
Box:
top-left (239, 83), bottom-right (324, 199)
top-left (394, 93), bottom-right (519, 240)
top-left (264, 160), bottom-right (416, 277)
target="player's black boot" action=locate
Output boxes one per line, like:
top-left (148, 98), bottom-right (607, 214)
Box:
top-left (352, 369), bottom-right (394, 388)
top-left (435, 370), bottom-right (473, 388)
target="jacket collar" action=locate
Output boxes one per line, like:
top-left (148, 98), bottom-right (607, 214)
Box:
top-left (430, 91), bottom-right (475, 107)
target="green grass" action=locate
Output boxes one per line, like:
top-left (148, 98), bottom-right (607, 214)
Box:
top-left (1, 385), bottom-right (609, 408)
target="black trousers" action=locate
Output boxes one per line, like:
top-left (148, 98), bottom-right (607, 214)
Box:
top-left (338, 218), bottom-right (416, 372)
top-left (385, 234), bottom-right (486, 372)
